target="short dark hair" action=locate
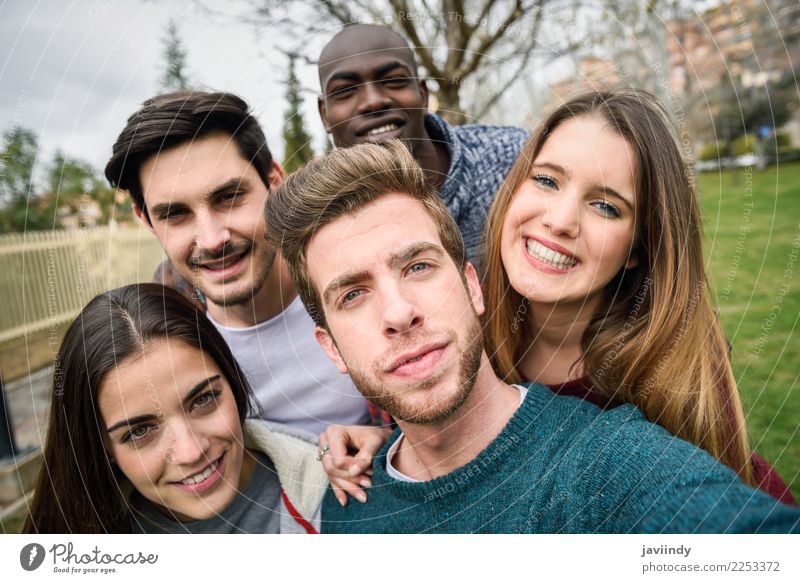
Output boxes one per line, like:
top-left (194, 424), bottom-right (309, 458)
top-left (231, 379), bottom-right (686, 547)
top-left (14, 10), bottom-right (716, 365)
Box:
top-left (105, 91), bottom-right (273, 218)
top-left (265, 141), bottom-right (465, 329)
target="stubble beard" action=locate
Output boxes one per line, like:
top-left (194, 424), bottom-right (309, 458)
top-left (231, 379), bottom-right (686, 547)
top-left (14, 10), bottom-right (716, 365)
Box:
top-left (347, 313), bottom-right (484, 425)
top-left (196, 242), bottom-right (277, 308)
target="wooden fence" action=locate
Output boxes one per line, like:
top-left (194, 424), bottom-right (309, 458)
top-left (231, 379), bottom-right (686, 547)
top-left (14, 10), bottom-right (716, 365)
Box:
top-left (0, 225), bottom-right (164, 344)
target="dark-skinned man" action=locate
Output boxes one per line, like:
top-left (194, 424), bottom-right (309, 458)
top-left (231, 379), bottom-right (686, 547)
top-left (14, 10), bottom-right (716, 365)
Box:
top-left (318, 23), bottom-right (529, 265)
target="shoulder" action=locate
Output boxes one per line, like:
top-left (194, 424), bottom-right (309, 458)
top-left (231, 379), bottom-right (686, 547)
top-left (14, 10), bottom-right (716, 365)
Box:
top-left (453, 122), bottom-right (530, 153)
top-left (244, 419), bottom-right (328, 521)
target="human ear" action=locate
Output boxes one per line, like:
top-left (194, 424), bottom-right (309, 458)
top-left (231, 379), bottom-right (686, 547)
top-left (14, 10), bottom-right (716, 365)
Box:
top-left (419, 79), bottom-right (429, 111)
top-left (464, 262), bottom-right (485, 317)
top-left (269, 161), bottom-right (286, 188)
top-left (133, 204), bottom-right (154, 234)
top-left (318, 96), bottom-right (331, 133)
top-left (315, 326), bottom-right (348, 374)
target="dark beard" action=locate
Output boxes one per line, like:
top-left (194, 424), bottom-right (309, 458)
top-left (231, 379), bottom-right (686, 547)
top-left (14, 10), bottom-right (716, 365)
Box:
top-left (347, 313), bottom-right (484, 425)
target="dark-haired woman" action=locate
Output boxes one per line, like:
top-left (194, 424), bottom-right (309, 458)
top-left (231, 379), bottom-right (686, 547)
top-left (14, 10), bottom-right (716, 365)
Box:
top-left (24, 284), bottom-right (327, 533)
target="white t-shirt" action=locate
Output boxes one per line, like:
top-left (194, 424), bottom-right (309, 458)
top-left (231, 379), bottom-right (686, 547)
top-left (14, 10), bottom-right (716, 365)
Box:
top-left (208, 296), bottom-right (371, 435)
top-left (386, 384), bottom-right (530, 483)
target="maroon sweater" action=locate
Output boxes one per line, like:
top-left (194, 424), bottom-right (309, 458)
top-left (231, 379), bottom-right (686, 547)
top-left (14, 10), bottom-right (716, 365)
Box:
top-left (545, 377), bottom-right (796, 505)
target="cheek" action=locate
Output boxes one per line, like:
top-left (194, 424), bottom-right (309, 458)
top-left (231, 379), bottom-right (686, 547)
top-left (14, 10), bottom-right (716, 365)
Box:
top-left (112, 444), bottom-right (164, 489)
top-left (594, 225), bottom-right (636, 272)
top-left (157, 227), bottom-right (194, 259)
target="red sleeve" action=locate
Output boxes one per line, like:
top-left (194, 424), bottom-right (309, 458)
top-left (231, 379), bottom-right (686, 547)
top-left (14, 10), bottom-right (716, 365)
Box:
top-left (751, 452), bottom-right (796, 505)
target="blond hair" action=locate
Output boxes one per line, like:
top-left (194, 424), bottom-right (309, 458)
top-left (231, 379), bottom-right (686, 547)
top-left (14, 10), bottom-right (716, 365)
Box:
top-left (265, 140), bottom-right (465, 328)
top-left (483, 90), bottom-right (754, 485)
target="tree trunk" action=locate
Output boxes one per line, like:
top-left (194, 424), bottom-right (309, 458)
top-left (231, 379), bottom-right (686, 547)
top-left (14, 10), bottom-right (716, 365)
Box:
top-left (435, 79), bottom-right (469, 125)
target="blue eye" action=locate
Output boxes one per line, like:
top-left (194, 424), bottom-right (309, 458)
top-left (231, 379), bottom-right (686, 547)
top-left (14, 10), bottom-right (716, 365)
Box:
top-left (592, 200), bottom-right (622, 218)
top-left (407, 262), bottom-right (429, 274)
top-left (532, 174), bottom-right (558, 189)
top-left (341, 289), bottom-right (364, 306)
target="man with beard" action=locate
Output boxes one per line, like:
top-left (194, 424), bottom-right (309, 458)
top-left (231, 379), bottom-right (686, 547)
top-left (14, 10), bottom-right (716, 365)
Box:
top-left (265, 141), bottom-right (800, 533)
top-left (105, 91), bottom-right (372, 434)
top-left (317, 24), bottom-right (529, 264)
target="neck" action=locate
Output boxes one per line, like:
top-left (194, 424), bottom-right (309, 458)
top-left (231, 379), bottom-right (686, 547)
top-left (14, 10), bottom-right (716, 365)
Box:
top-left (412, 127), bottom-right (450, 190)
top-left (393, 354), bottom-right (520, 481)
top-left (205, 255), bottom-right (297, 328)
top-left (518, 297), bottom-right (600, 385)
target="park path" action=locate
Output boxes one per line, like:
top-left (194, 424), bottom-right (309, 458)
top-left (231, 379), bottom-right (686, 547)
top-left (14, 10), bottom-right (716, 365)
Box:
top-left (5, 366), bottom-right (51, 453)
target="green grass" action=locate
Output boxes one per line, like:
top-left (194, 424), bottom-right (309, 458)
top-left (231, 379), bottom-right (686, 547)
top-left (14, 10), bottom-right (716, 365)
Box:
top-left (699, 161), bottom-right (800, 501)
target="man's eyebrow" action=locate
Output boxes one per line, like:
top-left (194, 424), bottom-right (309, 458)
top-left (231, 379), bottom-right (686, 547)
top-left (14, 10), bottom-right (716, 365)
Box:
top-left (323, 270), bottom-right (372, 306)
top-left (321, 243), bottom-right (443, 307)
top-left (325, 70), bottom-right (360, 89)
top-left (106, 375), bottom-right (221, 434)
top-left (325, 60), bottom-right (412, 89)
top-left (374, 61), bottom-right (412, 78)
top-left (205, 178), bottom-right (248, 200)
top-left (388, 242), bottom-right (443, 269)
top-left (149, 179), bottom-right (247, 218)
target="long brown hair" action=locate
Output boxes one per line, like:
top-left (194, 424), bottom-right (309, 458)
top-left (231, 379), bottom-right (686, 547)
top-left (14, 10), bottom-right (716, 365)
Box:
top-left (484, 90), bottom-right (753, 485)
top-left (24, 284), bottom-right (254, 533)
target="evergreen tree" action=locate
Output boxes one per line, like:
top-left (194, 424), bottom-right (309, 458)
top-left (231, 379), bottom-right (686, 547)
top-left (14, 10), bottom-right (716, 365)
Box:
top-left (0, 127), bottom-right (41, 232)
top-left (159, 19), bottom-right (191, 92)
top-left (282, 55), bottom-right (315, 173)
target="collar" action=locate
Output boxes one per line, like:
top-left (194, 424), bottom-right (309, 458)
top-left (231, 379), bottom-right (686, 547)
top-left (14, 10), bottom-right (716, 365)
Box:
top-left (424, 113), bottom-right (465, 217)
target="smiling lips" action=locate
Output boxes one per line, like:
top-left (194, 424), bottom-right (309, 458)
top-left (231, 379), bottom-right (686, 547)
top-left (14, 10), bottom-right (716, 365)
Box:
top-left (524, 238), bottom-right (578, 272)
top-left (172, 454), bottom-right (224, 494)
top-left (357, 118), bottom-right (405, 141)
top-left (193, 248), bottom-right (249, 279)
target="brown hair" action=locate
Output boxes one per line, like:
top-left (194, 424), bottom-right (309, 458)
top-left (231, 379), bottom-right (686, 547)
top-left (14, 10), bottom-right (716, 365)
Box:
top-left (24, 284), bottom-right (254, 533)
top-left (484, 90), bottom-right (754, 485)
top-left (264, 140), bottom-right (464, 328)
top-left (104, 91), bottom-right (273, 219)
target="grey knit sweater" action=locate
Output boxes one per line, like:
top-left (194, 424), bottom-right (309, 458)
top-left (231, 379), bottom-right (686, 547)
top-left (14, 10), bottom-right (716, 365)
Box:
top-left (425, 114), bottom-right (529, 264)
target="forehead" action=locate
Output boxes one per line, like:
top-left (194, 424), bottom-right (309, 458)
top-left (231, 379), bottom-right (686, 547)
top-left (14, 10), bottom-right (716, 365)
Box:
top-left (319, 32), bottom-right (415, 86)
top-left (537, 117), bottom-right (636, 189)
top-left (97, 339), bottom-right (213, 421)
top-left (306, 193), bottom-right (441, 283)
top-left (139, 133), bottom-right (250, 205)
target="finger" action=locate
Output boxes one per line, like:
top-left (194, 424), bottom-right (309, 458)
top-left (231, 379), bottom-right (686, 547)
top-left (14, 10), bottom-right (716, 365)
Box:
top-left (331, 484), bottom-right (348, 507)
top-left (331, 477), bottom-right (368, 503)
top-left (323, 427), bottom-right (355, 471)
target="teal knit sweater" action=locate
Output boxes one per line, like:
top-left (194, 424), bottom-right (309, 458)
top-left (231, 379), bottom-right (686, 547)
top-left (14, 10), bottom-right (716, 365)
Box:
top-left (321, 383), bottom-right (800, 533)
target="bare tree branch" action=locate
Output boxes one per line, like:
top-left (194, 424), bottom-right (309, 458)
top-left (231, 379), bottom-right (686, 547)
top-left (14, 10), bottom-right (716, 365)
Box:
top-left (457, 0), bottom-right (529, 80)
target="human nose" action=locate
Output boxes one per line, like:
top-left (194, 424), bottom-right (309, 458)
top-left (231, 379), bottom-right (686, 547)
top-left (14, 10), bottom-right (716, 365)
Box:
top-left (357, 81), bottom-right (392, 115)
top-left (164, 420), bottom-right (209, 467)
top-left (379, 281), bottom-right (423, 336)
top-left (541, 190), bottom-right (580, 238)
top-left (195, 210), bottom-right (231, 252)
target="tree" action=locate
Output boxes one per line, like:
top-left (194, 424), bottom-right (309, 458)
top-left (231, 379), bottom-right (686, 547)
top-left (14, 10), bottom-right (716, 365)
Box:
top-left (282, 54), bottom-right (316, 173)
top-left (244, 1), bottom-right (551, 124)
top-left (0, 127), bottom-right (40, 233)
top-left (47, 153), bottom-right (119, 226)
top-left (159, 19), bottom-right (191, 92)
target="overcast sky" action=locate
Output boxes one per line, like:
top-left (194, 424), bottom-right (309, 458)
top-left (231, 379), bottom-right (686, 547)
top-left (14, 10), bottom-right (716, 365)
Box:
top-left (0, 0), bottom-right (333, 182)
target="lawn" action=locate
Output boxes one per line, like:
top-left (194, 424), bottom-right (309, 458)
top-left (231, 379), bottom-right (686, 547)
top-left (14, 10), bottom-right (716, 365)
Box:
top-left (698, 161), bottom-right (800, 501)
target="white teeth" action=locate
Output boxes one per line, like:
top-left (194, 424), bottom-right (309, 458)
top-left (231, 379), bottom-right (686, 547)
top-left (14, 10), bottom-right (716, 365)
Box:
top-left (180, 461), bottom-right (217, 485)
top-left (366, 123), bottom-right (398, 136)
top-left (525, 239), bottom-right (577, 270)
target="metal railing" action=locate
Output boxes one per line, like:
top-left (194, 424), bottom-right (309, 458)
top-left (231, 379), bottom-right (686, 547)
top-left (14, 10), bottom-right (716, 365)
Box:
top-left (0, 225), bottom-right (164, 344)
